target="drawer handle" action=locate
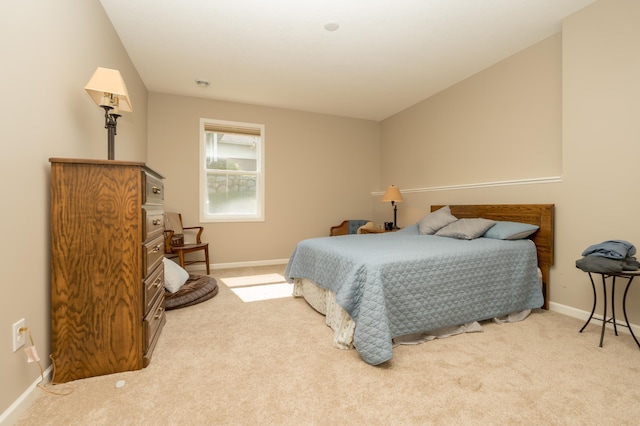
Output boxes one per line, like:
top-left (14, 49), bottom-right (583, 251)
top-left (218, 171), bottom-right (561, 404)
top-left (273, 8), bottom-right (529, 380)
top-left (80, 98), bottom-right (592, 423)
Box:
top-left (152, 219), bottom-right (161, 225)
top-left (152, 186), bottom-right (162, 194)
top-left (155, 307), bottom-right (165, 320)
top-left (153, 277), bottom-right (163, 288)
top-left (151, 245), bottom-right (162, 253)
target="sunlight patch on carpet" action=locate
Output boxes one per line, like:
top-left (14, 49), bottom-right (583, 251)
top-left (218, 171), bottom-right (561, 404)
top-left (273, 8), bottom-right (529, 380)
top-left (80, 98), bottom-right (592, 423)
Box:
top-left (222, 274), bottom-right (293, 302)
top-left (229, 282), bottom-right (294, 302)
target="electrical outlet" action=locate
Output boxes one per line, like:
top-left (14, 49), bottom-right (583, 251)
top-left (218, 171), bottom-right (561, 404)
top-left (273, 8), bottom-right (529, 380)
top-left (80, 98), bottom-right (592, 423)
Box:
top-left (12, 319), bottom-right (26, 352)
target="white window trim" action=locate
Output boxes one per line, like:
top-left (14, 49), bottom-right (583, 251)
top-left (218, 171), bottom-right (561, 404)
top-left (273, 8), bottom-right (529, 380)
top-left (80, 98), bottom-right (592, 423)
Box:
top-left (199, 118), bottom-right (265, 223)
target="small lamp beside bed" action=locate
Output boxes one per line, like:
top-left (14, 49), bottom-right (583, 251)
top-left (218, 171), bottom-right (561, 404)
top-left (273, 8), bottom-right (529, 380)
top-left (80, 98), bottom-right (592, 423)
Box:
top-left (381, 185), bottom-right (403, 229)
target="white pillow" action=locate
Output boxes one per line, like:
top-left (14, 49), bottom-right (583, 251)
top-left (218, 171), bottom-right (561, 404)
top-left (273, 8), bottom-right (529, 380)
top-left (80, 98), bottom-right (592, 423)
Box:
top-left (418, 205), bottom-right (458, 235)
top-left (162, 257), bottom-right (189, 293)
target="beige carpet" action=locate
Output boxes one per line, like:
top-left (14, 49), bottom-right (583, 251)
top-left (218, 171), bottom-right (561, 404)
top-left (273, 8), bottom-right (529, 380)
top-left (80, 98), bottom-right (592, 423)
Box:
top-left (16, 265), bottom-right (640, 425)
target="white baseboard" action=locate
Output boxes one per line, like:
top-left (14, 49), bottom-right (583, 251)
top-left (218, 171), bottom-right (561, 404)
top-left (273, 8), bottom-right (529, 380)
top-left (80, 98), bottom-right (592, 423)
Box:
top-left (0, 365), bottom-right (53, 425)
top-left (185, 258), bottom-right (289, 272)
top-left (548, 301), bottom-right (591, 319)
top-left (549, 301), bottom-right (640, 336)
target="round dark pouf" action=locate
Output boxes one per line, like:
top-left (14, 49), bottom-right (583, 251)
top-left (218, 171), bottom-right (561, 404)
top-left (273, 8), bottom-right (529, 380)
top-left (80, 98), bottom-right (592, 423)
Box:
top-left (164, 275), bottom-right (218, 310)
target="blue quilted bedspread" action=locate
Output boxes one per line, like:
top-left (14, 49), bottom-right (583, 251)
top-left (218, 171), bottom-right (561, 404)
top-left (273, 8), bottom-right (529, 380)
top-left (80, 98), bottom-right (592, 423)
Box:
top-left (285, 232), bottom-right (543, 365)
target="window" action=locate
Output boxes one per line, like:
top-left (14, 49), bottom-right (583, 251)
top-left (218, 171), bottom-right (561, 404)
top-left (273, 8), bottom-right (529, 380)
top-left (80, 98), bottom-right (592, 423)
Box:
top-left (199, 119), bottom-right (265, 222)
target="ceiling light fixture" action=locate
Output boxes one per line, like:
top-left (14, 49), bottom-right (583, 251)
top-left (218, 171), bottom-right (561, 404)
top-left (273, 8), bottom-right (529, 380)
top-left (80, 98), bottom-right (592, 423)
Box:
top-left (195, 79), bottom-right (210, 87)
top-left (324, 22), bottom-right (339, 32)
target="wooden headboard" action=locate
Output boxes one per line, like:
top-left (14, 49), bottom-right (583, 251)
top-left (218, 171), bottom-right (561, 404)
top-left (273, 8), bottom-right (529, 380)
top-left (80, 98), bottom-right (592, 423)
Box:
top-left (431, 204), bottom-right (554, 309)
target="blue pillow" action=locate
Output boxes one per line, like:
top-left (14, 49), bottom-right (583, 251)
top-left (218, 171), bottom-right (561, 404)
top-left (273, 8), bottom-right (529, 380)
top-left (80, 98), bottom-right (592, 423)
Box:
top-left (482, 221), bottom-right (539, 240)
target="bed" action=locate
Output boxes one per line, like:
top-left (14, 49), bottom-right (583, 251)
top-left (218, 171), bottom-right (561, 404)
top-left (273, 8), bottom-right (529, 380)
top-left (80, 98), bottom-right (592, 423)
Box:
top-left (284, 204), bottom-right (554, 365)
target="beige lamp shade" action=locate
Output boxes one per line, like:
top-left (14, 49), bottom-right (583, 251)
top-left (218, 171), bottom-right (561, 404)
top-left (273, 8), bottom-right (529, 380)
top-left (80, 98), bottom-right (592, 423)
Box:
top-left (84, 67), bottom-right (133, 112)
top-left (381, 185), bottom-right (403, 203)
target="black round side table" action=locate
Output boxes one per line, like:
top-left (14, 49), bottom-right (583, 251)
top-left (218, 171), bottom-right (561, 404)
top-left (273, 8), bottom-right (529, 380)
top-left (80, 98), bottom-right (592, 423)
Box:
top-left (579, 270), bottom-right (640, 348)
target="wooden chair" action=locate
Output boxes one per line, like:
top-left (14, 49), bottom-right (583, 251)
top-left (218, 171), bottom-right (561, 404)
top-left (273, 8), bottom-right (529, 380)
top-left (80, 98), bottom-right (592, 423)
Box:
top-left (329, 219), bottom-right (370, 236)
top-left (164, 212), bottom-right (210, 274)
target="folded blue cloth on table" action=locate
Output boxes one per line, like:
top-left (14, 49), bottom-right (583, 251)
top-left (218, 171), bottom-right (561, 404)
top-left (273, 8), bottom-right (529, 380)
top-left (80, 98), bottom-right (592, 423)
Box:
top-left (575, 255), bottom-right (640, 273)
top-left (581, 240), bottom-right (636, 259)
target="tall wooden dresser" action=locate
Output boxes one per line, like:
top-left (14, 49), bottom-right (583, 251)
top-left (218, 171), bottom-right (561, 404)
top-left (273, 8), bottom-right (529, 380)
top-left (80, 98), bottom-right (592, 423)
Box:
top-left (50, 158), bottom-right (166, 383)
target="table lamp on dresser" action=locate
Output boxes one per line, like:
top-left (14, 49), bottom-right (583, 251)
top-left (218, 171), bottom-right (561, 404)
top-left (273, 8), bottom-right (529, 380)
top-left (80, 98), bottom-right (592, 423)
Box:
top-left (84, 67), bottom-right (133, 160)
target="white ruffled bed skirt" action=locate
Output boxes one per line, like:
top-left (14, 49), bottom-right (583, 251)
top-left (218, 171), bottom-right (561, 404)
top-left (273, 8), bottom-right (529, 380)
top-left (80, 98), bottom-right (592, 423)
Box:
top-left (293, 278), bottom-right (532, 349)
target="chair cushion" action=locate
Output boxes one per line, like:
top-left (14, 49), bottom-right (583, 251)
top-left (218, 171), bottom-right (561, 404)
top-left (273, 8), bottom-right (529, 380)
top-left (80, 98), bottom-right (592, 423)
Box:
top-left (348, 220), bottom-right (370, 234)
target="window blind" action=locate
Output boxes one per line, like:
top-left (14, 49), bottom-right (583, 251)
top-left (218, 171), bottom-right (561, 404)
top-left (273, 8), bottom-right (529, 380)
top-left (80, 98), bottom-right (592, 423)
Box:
top-left (204, 123), bottom-right (261, 136)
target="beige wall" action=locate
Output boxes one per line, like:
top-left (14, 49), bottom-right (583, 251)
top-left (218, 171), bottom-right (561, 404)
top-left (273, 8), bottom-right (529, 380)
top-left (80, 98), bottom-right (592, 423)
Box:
top-left (559, 0), bottom-right (640, 314)
top-left (377, 0), bottom-right (640, 324)
top-left (4, 0), bottom-right (640, 420)
top-left (380, 34), bottom-right (562, 190)
top-left (1, 0), bottom-right (148, 420)
top-left (147, 93), bottom-right (381, 265)
top-left (375, 33), bottom-right (563, 225)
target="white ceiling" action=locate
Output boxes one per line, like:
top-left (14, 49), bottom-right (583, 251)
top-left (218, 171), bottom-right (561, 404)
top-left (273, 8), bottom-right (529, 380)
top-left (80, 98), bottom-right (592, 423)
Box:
top-left (100, 0), bottom-right (596, 121)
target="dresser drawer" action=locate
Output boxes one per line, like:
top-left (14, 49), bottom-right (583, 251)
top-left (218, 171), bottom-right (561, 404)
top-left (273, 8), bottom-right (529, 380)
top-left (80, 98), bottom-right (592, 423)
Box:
top-left (143, 235), bottom-right (164, 279)
top-left (143, 207), bottom-right (165, 242)
top-left (144, 172), bottom-right (164, 205)
top-left (143, 292), bottom-right (166, 353)
top-left (144, 264), bottom-right (164, 314)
